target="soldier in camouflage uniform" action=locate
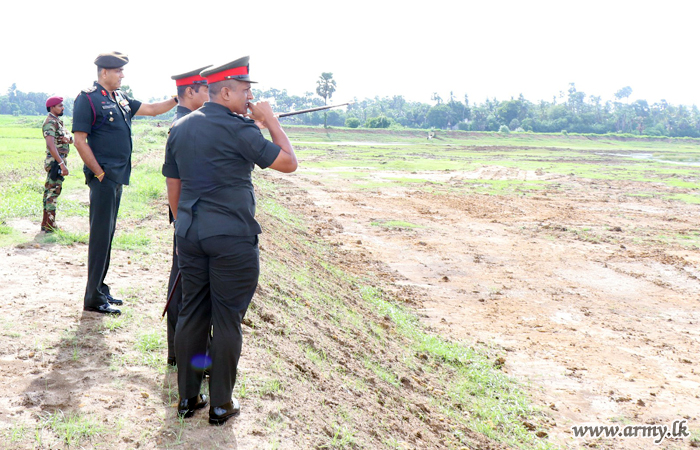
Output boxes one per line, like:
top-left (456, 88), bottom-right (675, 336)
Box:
top-left (42, 96), bottom-right (73, 232)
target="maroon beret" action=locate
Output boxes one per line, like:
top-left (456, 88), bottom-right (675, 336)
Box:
top-left (46, 96), bottom-right (63, 108)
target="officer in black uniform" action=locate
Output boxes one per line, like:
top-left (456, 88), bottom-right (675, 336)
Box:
top-left (166, 65), bottom-right (211, 366)
top-left (163, 56), bottom-right (298, 424)
top-left (73, 51), bottom-right (179, 315)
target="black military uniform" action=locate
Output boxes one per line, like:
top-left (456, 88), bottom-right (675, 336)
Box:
top-left (166, 66), bottom-right (211, 367)
top-left (163, 58), bottom-right (280, 421)
top-left (72, 53), bottom-right (141, 311)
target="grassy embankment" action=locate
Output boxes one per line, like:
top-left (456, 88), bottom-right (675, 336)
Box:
top-left (1, 115), bottom-right (699, 448)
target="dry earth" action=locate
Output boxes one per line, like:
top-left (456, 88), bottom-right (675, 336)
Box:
top-left (268, 162), bottom-right (700, 450)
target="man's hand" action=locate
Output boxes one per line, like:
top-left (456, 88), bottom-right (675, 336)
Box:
top-left (59, 162), bottom-right (69, 176)
top-left (247, 101), bottom-right (276, 129)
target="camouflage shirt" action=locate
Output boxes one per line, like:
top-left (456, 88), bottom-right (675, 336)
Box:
top-left (42, 113), bottom-right (71, 159)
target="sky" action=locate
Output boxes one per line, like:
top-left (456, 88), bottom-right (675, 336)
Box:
top-left (3, 0), bottom-right (699, 107)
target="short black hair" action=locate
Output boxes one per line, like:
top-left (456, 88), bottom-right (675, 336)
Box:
top-left (208, 80), bottom-right (238, 98)
top-left (177, 84), bottom-right (205, 98)
top-left (46, 106), bottom-right (50, 112)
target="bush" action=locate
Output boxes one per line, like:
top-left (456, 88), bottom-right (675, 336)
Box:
top-left (561, 130), bottom-right (568, 136)
top-left (366, 116), bottom-right (391, 129)
top-left (457, 122), bottom-right (470, 131)
top-left (499, 125), bottom-right (510, 134)
top-left (345, 117), bottom-right (360, 128)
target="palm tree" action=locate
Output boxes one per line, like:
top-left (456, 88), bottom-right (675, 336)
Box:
top-left (316, 72), bottom-right (336, 128)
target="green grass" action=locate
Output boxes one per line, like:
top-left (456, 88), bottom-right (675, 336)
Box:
top-left (39, 410), bottom-right (105, 447)
top-left (41, 229), bottom-right (89, 245)
top-left (370, 220), bottom-right (422, 229)
top-left (113, 229), bottom-right (152, 252)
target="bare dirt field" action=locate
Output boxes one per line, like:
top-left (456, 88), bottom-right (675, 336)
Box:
top-left (1, 132), bottom-right (699, 449)
top-left (269, 160), bottom-right (700, 449)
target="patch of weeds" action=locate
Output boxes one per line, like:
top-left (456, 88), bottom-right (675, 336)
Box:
top-left (7, 421), bottom-right (28, 443)
top-left (113, 230), bottom-right (151, 252)
top-left (39, 410), bottom-right (105, 447)
top-left (161, 374), bottom-right (178, 405)
top-left (102, 310), bottom-right (129, 332)
top-left (319, 422), bottom-right (357, 449)
top-left (364, 359), bottom-right (399, 387)
top-left (259, 379), bottom-right (284, 397)
top-left (41, 229), bottom-right (88, 245)
top-left (305, 345), bottom-right (327, 367)
top-left (135, 330), bottom-right (165, 368)
top-left (370, 219), bottom-right (422, 229)
top-left (689, 428), bottom-right (700, 446)
top-left (358, 285), bottom-right (551, 448)
top-left (235, 371), bottom-right (249, 399)
top-left (258, 197), bottom-right (304, 230)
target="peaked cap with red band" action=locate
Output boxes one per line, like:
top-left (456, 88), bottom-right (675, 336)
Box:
top-left (46, 96), bottom-right (63, 108)
top-left (201, 56), bottom-right (257, 84)
top-left (171, 65), bottom-right (212, 87)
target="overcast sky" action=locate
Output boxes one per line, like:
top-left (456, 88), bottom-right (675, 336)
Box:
top-left (3, 0), bottom-right (698, 107)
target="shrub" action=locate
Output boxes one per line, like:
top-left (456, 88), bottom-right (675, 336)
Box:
top-left (345, 117), bottom-right (360, 128)
top-left (366, 116), bottom-right (391, 129)
top-left (499, 125), bottom-right (510, 134)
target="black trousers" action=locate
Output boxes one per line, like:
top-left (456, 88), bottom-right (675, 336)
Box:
top-left (84, 177), bottom-right (122, 309)
top-left (176, 217), bottom-right (259, 407)
top-left (166, 233), bottom-right (182, 361)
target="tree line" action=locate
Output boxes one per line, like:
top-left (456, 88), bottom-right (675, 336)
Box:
top-left (4, 80), bottom-right (700, 138)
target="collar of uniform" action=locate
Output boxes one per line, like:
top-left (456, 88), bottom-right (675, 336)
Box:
top-left (176, 105), bottom-right (192, 115)
top-left (48, 112), bottom-right (62, 122)
top-left (93, 81), bottom-right (117, 101)
top-left (203, 101), bottom-right (249, 119)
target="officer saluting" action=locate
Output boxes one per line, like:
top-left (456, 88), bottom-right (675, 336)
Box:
top-left (73, 51), bottom-right (179, 315)
top-left (163, 56), bottom-right (297, 424)
top-left (165, 65), bottom-right (211, 367)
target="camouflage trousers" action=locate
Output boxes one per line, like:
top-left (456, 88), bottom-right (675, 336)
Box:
top-left (43, 157), bottom-right (65, 212)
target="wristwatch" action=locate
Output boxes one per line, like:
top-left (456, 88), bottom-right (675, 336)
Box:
top-left (171, 95), bottom-right (178, 104)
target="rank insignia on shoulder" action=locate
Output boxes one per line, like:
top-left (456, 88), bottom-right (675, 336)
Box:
top-left (82, 85), bottom-right (97, 93)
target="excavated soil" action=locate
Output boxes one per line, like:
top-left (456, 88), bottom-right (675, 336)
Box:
top-left (267, 162), bottom-right (700, 450)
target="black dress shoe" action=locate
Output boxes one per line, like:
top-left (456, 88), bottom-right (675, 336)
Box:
top-left (209, 398), bottom-right (240, 425)
top-left (84, 303), bottom-right (121, 315)
top-left (167, 356), bottom-right (177, 367)
top-left (105, 294), bottom-right (123, 305)
top-left (178, 394), bottom-right (208, 418)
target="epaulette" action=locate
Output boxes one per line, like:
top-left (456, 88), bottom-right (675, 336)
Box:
top-left (81, 85), bottom-right (97, 94)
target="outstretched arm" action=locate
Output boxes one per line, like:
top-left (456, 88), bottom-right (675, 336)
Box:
top-left (136, 98), bottom-right (178, 116)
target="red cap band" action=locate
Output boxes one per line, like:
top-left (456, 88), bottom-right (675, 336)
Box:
top-left (175, 74), bottom-right (208, 87)
top-left (205, 66), bottom-right (249, 84)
